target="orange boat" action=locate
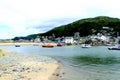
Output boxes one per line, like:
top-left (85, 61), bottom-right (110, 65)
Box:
top-left (42, 43), bottom-right (54, 48)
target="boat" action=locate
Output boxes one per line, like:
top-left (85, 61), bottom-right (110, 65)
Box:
top-left (42, 43), bottom-right (54, 48)
top-left (15, 45), bottom-right (20, 47)
top-left (57, 43), bottom-right (62, 47)
top-left (81, 44), bottom-right (91, 48)
top-left (108, 47), bottom-right (120, 50)
top-left (108, 45), bottom-right (120, 50)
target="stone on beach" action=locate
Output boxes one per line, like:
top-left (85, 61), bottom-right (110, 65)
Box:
top-left (0, 49), bottom-right (61, 80)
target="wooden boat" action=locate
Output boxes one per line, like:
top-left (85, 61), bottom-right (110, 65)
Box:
top-left (42, 43), bottom-right (54, 48)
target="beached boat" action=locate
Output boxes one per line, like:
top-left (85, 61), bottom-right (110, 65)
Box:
top-left (81, 44), bottom-right (91, 48)
top-left (42, 43), bottom-right (54, 48)
top-left (15, 45), bottom-right (20, 47)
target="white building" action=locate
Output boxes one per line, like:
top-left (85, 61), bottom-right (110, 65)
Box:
top-left (90, 34), bottom-right (109, 42)
top-left (100, 35), bottom-right (109, 42)
top-left (34, 36), bottom-right (41, 43)
top-left (64, 37), bottom-right (74, 44)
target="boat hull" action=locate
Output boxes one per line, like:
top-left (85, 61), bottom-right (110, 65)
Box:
top-left (108, 48), bottom-right (120, 50)
top-left (81, 46), bottom-right (90, 48)
top-left (57, 44), bottom-right (62, 47)
top-left (42, 45), bottom-right (54, 48)
top-left (81, 44), bottom-right (91, 48)
top-left (15, 45), bottom-right (20, 47)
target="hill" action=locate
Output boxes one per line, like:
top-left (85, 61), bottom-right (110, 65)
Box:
top-left (13, 16), bottom-right (120, 40)
top-left (42, 16), bottom-right (120, 37)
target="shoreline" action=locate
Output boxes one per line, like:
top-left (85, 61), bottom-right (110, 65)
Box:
top-left (0, 42), bottom-right (58, 46)
top-left (0, 49), bottom-right (62, 80)
top-left (0, 42), bottom-right (43, 46)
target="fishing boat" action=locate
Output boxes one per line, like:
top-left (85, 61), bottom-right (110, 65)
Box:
top-left (81, 44), bottom-right (91, 48)
top-left (42, 43), bottom-right (54, 48)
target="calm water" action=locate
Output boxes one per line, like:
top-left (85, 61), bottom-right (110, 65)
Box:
top-left (1, 45), bottom-right (120, 80)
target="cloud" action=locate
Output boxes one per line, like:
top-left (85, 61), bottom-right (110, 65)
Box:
top-left (33, 17), bottom-right (79, 32)
top-left (0, 0), bottom-right (120, 39)
top-left (0, 5), bottom-right (28, 31)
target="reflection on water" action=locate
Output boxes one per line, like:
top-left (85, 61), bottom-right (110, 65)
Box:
top-left (72, 56), bottom-right (120, 65)
top-left (1, 46), bottom-right (120, 80)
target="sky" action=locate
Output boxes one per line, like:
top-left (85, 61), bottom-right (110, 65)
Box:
top-left (0, 0), bottom-right (120, 39)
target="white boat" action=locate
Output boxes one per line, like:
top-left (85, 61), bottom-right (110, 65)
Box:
top-left (15, 45), bottom-right (20, 47)
top-left (108, 45), bottom-right (120, 50)
top-left (81, 44), bottom-right (91, 48)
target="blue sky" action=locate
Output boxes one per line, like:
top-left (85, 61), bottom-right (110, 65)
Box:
top-left (0, 0), bottom-right (120, 39)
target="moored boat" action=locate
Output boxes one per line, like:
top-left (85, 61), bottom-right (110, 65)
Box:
top-left (81, 44), bottom-right (91, 48)
top-left (108, 47), bottom-right (120, 50)
top-left (57, 43), bottom-right (62, 47)
top-left (42, 43), bottom-right (54, 48)
top-left (108, 45), bottom-right (120, 50)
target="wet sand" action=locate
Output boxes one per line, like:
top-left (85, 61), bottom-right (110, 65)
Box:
top-left (0, 42), bottom-right (57, 46)
top-left (0, 42), bottom-right (43, 46)
top-left (0, 49), bottom-right (62, 80)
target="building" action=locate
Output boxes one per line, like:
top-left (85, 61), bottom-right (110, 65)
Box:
top-left (64, 37), bottom-right (74, 44)
top-left (34, 36), bottom-right (41, 43)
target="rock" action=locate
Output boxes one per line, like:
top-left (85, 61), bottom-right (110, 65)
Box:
top-left (56, 73), bottom-right (59, 76)
top-left (62, 72), bottom-right (65, 74)
top-left (12, 69), bottom-right (18, 72)
top-left (28, 78), bottom-right (32, 80)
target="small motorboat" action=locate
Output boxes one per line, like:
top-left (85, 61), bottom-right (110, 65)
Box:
top-left (81, 44), bottom-right (91, 48)
top-left (57, 43), bottom-right (62, 47)
top-left (108, 47), bottom-right (120, 50)
top-left (15, 45), bottom-right (20, 47)
top-left (108, 45), bottom-right (120, 50)
top-left (42, 43), bottom-right (54, 48)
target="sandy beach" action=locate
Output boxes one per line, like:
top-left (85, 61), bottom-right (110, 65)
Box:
top-left (0, 42), bottom-right (43, 46)
top-left (0, 49), bottom-right (62, 80)
top-left (0, 42), bottom-right (57, 46)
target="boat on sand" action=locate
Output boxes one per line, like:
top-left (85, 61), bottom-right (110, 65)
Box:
top-left (15, 45), bottom-right (20, 47)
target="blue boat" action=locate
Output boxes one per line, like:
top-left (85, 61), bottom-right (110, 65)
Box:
top-left (81, 44), bottom-right (91, 48)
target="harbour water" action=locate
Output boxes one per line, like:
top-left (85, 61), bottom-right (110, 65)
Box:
top-left (1, 45), bottom-right (120, 80)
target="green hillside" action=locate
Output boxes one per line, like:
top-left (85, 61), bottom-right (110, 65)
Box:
top-left (42, 16), bottom-right (120, 37)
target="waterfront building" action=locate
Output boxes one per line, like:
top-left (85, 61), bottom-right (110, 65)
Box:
top-left (34, 36), bottom-right (41, 43)
top-left (64, 37), bottom-right (74, 44)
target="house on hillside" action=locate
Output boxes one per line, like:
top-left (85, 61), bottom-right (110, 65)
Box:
top-left (34, 36), bottom-right (41, 43)
top-left (116, 36), bottom-right (120, 44)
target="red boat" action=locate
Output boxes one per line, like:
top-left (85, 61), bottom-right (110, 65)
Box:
top-left (57, 43), bottom-right (62, 46)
